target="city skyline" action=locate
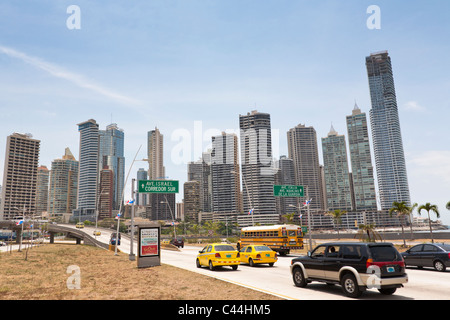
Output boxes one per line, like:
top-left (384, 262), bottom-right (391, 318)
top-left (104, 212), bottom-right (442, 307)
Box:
top-left (0, 1), bottom-right (449, 225)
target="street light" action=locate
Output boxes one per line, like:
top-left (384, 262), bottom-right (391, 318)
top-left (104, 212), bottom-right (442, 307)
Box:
top-left (230, 170), bottom-right (254, 226)
top-left (161, 195), bottom-right (176, 238)
top-left (114, 145), bottom-right (142, 256)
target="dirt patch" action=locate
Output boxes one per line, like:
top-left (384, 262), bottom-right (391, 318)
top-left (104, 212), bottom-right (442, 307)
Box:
top-left (0, 244), bottom-right (283, 300)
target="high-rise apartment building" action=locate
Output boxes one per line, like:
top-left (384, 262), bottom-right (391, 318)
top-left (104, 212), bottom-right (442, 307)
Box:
top-left (287, 124), bottom-right (324, 212)
top-left (36, 165), bottom-right (50, 215)
top-left (211, 132), bottom-right (242, 214)
top-left (147, 127), bottom-right (165, 180)
top-left (322, 125), bottom-right (352, 211)
top-left (147, 127), bottom-right (174, 221)
top-left (346, 104), bottom-right (377, 211)
top-left (136, 168), bottom-right (148, 206)
top-left (366, 51), bottom-right (411, 209)
top-left (239, 110), bottom-right (277, 221)
top-left (99, 123), bottom-right (125, 210)
top-left (0, 133), bottom-right (40, 220)
top-left (183, 181), bottom-right (200, 223)
top-left (274, 155), bottom-right (297, 217)
top-left (48, 148), bottom-right (79, 216)
top-left (75, 119), bottom-right (99, 219)
top-left (187, 154), bottom-right (212, 213)
top-left (98, 166), bottom-right (114, 219)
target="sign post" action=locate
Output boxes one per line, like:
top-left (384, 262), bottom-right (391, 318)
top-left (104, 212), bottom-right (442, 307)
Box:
top-left (137, 222), bottom-right (161, 268)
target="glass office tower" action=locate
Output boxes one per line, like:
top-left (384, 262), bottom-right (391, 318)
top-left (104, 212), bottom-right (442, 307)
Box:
top-left (366, 51), bottom-right (411, 209)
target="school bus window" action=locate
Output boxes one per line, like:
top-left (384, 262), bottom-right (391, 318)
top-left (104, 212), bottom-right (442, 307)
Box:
top-left (288, 230), bottom-right (296, 236)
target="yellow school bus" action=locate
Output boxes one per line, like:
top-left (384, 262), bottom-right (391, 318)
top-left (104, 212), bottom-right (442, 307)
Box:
top-left (238, 224), bottom-right (303, 256)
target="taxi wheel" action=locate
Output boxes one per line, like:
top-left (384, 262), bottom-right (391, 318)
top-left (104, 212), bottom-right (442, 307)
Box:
top-left (232, 265), bottom-right (238, 270)
top-left (268, 263), bottom-right (274, 267)
top-left (249, 258), bottom-right (255, 267)
top-left (196, 259), bottom-right (201, 268)
top-left (209, 260), bottom-right (215, 271)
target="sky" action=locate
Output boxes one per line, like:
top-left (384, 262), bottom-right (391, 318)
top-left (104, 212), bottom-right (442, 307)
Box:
top-left (0, 0), bottom-right (449, 225)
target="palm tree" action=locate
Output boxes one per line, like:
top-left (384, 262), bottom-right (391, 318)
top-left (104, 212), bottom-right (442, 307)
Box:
top-left (417, 203), bottom-right (440, 243)
top-left (326, 209), bottom-right (347, 239)
top-left (389, 201), bottom-right (410, 247)
top-left (282, 212), bottom-right (296, 224)
top-left (408, 202), bottom-right (418, 239)
top-left (355, 223), bottom-right (382, 242)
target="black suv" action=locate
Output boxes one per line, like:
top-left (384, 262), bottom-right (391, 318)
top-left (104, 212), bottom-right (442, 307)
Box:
top-left (290, 242), bottom-right (408, 298)
top-left (170, 237), bottom-right (184, 248)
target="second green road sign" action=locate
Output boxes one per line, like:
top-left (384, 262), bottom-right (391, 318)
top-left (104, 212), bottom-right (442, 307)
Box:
top-left (273, 185), bottom-right (304, 197)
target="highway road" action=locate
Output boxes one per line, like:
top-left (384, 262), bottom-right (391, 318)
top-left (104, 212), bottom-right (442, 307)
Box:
top-left (44, 225), bottom-right (450, 300)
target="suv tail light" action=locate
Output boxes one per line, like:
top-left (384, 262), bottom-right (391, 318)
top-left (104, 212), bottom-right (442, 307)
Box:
top-left (366, 258), bottom-right (405, 269)
top-left (215, 253), bottom-right (221, 258)
top-left (256, 254), bottom-right (261, 259)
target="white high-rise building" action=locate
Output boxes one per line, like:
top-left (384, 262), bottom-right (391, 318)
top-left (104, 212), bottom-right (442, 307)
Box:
top-left (366, 51), bottom-right (411, 209)
top-left (0, 132), bottom-right (40, 220)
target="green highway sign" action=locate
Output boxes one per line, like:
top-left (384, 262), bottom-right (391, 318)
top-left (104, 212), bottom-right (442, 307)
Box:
top-left (138, 180), bottom-right (179, 193)
top-left (273, 185), bottom-right (304, 197)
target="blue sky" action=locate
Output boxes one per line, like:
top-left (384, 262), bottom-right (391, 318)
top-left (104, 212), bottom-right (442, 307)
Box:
top-left (1, 0), bottom-right (449, 225)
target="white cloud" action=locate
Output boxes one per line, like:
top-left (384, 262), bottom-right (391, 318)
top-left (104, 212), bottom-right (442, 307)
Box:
top-left (403, 101), bottom-right (426, 112)
top-left (0, 45), bottom-right (142, 106)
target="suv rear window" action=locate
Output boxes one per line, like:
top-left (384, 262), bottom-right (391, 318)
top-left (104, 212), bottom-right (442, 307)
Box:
top-left (369, 245), bottom-right (402, 262)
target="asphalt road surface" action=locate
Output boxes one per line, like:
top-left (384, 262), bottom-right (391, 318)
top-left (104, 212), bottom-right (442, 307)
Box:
top-left (47, 225), bottom-right (450, 300)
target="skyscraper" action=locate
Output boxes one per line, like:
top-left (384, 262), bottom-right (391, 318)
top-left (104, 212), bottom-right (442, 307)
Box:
top-left (188, 154), bottom-right (212, 213)
top-left (48, 148), bottom-right (79, 216)
top-left (239, 110), bottom-right (277, 221)
top-left (99, 123), bottom-right (125, 210)
top-left (0, 133), bottom-right (40, 220)
top-left (147, 127), bottom-right (165, 180)
top-left (36, 165), bottom-right (50, 215)
top-left (211, 132), bottom-right (242, 214)
top-left (147, 127), bottom-right (174, 221)
top-left (322, 125), bottom-right (352, 211)
top-left (75, 119), bottom-right (99, 219)
top-left (136, 168), bottom-right (148, 206)
top-left (274, 155), bottom-right (297, 217)
top-left (346, 103), bottom-right (377, 211)
top-left (287, 124), bottom-right (324, 212)
top-left (366, 51), bottom-right (411, 209)
top-left (183, 181), bottom-right (200, 223)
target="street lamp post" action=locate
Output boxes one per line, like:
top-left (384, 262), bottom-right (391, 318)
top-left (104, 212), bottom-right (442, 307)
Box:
top-left (289, 186), bottom-right (313, 251)
top-left (129, 178), bottom-right (136, 261)
top-left (115, 145), bottom-right (142, 256)
top-left (161, 195), bottom-right (176, 238)
top-left (230, 170), bottom-right (254, 226)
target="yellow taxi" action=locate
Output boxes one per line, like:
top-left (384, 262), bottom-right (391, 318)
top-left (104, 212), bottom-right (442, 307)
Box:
top-left (75, 222), bottom-right (84, 229)
top-left (240, 245), bottom-right (278, 267)
top-left (93, 230), bottom-right (101, 236)
top-left (196, 243), bottom-right (240, 271)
